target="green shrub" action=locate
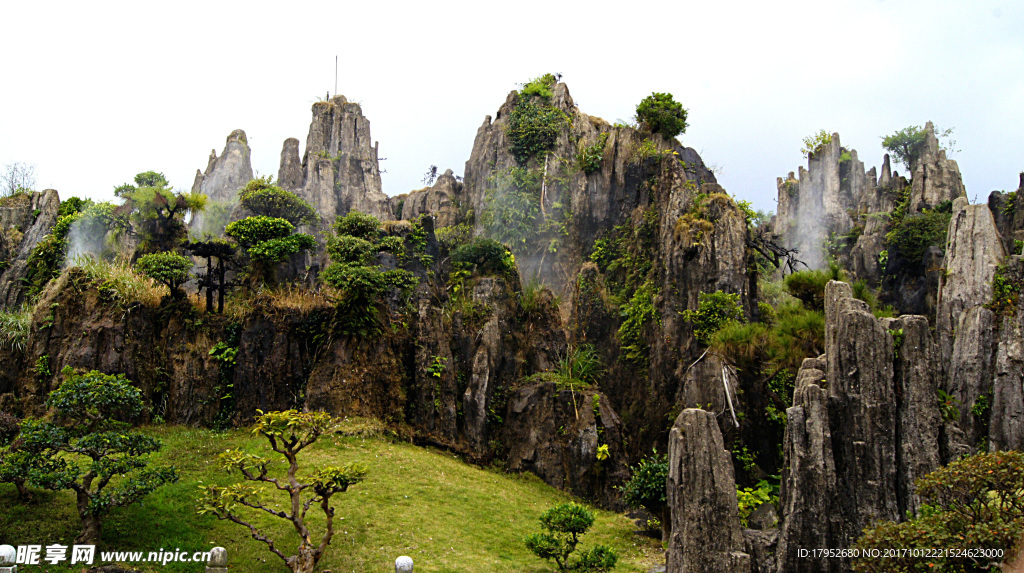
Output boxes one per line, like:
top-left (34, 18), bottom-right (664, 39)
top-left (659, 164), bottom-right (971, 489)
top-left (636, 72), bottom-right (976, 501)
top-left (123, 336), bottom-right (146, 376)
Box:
top-left (737, 479), bottom-right (779, 527)
top-left (801, 129), bottom-right (833, 158)
top-left (507, 97), bottom-right (569, 165)
top-left (525, 502), bottom-right (616, 572)
top-left (225, 216), bottom-right (294, 247)
top-left (886, 209), bottom-right (951, 270)
top-left (854, 451), bottom-right (1024, 572)
top-left (635, 92), bottom-right (688, 139)
top-left (578, 133), bottom-right (609, 174)
top-left (450, 238), bottom-right (517, 278)
top-left (327, 235), bottom-right (377, 265)
top-left (334, 210), bottom-right (382, 240)
top-left (556, 344), bottom-right (604, 388)
top-left (682, 290), bottom-right (745, 345)
top-left (247, 234), bottom-right (316, 265)
top-left (23, 212), bottom-right (82, 297)
top-left (57, 196), bottom-right (93, 219)
top-left (136, 252), bottom-right (192, 299)
top-left (783, 264), bottom-right (843, 311)
top-left (620, 450), bottom-right (669, 537)
top-left (618, 280), bottom-right (660, 364)
top-left (435, 223), bottom-right (472, 252)
top-left (238, 178), bottom-right (318, 226)
top-left (985, 263), bottom-right (1022, 317)
top-left (521, 73), bottom-right (559, 99)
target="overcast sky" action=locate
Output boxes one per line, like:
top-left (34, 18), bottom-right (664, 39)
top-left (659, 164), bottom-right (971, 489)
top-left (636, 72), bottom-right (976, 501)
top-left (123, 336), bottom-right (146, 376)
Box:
top-left (1, 0), bottom-right (1021, 213)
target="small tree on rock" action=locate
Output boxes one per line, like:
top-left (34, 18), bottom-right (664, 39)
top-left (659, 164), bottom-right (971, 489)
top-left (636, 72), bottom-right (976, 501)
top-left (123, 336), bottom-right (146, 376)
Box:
top-left (136, 252), bottom-right (192, 299)
top-left (525, 502), bottom-right (617, 572)
top-left (238, 177), bottom-right (319, 226)
top-left (636, 92), bottom-right (688, 139)
top-left (9, 369), bottom-right (178, 544)
top-left (198, 410), bottom-right (367, 573)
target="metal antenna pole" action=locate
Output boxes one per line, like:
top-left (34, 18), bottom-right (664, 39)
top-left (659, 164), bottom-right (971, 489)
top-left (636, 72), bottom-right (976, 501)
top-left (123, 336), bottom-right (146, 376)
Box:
top-left (335, 55), bottom-right (338, 96)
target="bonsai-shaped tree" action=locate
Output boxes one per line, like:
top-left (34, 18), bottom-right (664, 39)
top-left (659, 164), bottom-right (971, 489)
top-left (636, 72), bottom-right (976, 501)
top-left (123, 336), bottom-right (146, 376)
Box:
top-left (10, 369), bottom-right (178, 544)
top-left (238, 176), bottom-right (319, 226)
top-left (320, 211), bottom-right (417, 335)
top-left (198, 410), bottom-right (367, 573)
top-left (525, 502), bottom-right (617, 572)
top-left (226, 216), bottom-right (316, 286)
top-left (136, 252), bottom-right (192, 299)
top-left (115, 171), bottom-right (207, 255)
top-left (0, 410), bottom-right (35, 500)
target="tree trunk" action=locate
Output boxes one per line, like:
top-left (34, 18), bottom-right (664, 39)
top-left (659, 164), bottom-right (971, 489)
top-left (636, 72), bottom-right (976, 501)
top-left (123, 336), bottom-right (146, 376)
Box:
top-left (76, 513), bottom-right (101, 545)
top-left (75, 491), bottom-right (101, 545)
top-left (288, 549), bottom-right (318, 573)
top-left (660, 505), bottom-right (672, 541)
top-left (14, 479), bottom-right (32, 501)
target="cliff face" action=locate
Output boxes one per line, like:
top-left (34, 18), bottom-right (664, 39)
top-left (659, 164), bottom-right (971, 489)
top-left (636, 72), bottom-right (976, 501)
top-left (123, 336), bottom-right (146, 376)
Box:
top-left (0, 189), bottom-right (60, 307)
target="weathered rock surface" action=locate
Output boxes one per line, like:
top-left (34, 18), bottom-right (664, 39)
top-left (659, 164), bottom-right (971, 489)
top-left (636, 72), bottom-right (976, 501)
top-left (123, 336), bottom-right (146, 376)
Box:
top-left (990, 292), bottom-right (1024, 451)
top-left (279, 95), bottom-right (393, 229)
top-left (0, 189), bottom-right (60, 308)
top-left (778, 282), bottom-right (944, 571)
top-left (191, 129), bottom-right (253, 204)
top-left (666, 408), bottom-right (748, 573)
top-left (400, 169), bottom-right (463, 228)
top-left (908, 122), bottom-right (966, 212)
top-left (504, 382), bottom-right (629, 508)
top-left (936, 202), bottom-right (1006, 356)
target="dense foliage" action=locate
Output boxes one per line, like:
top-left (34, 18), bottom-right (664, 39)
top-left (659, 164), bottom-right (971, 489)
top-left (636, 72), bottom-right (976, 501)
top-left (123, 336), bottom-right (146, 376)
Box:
top-left (450, 238), bottom-right (517, 278)
top-left (321, 211), bottom-right (417, 335)
top-left (620, 450), bottom-right (670, 537)
top-left (4, 370), bottom-right (178, 544)
top-left (881, 124), bottom-right (955, 172)
top-left (635, 92), bottom-right (688, 139)
top-left (198, 410), bottom-right (367, 573)
top-left (525, 502), bottom-right (617, 572)
top-left (854, 451), bottom-right (1024, 572)
top-left (136, 252), bottom-right (192, 299)
top-left (508, 90), bottom-right (569, 164)
top-left (238, 177), bottom-right (318, 226)
top-left (681, 291), bottom-right (745, 344)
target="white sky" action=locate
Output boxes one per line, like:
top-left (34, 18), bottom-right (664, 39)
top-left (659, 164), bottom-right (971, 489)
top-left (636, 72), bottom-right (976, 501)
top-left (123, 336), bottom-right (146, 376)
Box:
top-left (1, 0), bottom-right (1021, 213)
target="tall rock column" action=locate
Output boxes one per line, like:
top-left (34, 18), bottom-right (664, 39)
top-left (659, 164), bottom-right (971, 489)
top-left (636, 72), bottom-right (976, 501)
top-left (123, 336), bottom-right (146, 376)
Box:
top-left (191, 129), bottom-right (254, 204)
top-left (285, 95), bottom-right (393, 227)
top-left (666, 408), bottom-right (749, 573)
top-left (778, 282), bottom-right (943, 571)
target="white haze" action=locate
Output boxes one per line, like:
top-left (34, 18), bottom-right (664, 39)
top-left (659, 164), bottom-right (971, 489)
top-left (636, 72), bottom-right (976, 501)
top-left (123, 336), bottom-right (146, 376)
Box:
top-left (0, 0), bottom-right (1021, 214)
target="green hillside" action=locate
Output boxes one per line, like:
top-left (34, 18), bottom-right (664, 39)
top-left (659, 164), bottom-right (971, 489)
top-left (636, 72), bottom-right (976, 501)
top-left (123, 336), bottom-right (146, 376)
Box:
top-left (0, 420), bottom-right (663, 572)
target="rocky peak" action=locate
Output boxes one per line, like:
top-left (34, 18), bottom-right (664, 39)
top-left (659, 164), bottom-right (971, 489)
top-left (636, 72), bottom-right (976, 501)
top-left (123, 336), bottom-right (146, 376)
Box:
top-left (190, 129), bottom-right (254, 204)
top-left (282, 94), bottom-right (393, 228)
top-left (909, 121), bottom-right (966, 211)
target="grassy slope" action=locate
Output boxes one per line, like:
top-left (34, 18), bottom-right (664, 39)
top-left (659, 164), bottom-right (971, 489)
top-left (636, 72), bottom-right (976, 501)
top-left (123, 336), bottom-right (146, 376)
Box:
top-left (0, 423), bottom-right (662, 572)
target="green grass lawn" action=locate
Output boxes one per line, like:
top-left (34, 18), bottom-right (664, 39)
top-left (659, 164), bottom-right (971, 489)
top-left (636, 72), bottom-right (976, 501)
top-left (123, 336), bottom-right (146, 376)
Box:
top-left (0, 421), bottom-right (663, 572)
